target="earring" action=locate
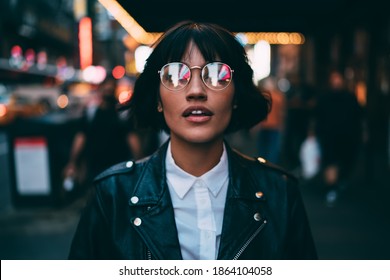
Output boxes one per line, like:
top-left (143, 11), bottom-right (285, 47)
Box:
top-left (157, 104), bottom-right (163, 112)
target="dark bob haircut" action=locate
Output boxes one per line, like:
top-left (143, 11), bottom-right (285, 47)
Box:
top-left (122, 21), bottom-right (271, 134)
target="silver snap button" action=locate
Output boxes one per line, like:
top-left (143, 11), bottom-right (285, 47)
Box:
top-left (133, 218), bottom-right (142, 226)
top-left (130, 196), bottom-right (139, 204)
top-left (255, 191), bottom-right (264, 198)
top-left (253, 213), bottom-right (261, 221)
top-left (126, 161), bottom-right (133, 168)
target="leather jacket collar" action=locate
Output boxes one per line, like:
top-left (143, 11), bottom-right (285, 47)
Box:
top-left (128, 141), bottom-right (268, 259)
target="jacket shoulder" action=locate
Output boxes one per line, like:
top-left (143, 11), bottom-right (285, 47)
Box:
top-left (93, 160), bottom-right (136, 183)
top-left (255, 156), bottom-right (298, 183)
top-left (234, 148), bottom-right (297, 182)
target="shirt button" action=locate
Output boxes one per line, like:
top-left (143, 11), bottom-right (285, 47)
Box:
top-left (133, 217), bottom-right (142, 226)
top-left (126, 161), bottom-right (133, 168)
top-left (130, 196), bottom-right (139, 204)
top-left (253, 213), bottom-right (261, 221)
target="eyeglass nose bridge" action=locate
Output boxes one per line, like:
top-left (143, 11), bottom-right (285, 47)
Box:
top-left (187, 65), bottom-right (204, 86)
top-left (189, 65), bottom-right (202, 70)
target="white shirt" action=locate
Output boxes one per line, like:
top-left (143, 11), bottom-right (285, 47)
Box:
top-left (165, 142), bottom-right (229, 260)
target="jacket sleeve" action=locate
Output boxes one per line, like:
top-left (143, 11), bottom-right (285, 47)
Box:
top-left (283, 179), bottom-right (318, 259)
top-left (68, 188), bottom-right (112, 259)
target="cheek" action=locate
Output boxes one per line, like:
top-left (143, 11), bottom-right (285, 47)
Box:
top-left (220, 104), bottom-right (234, 124)
top-left (159, 87), bottom-right (171, 110)
top-left (162, 107), bottom-right (176, 124)
top-left (159, 93), bottom-right (178, 122)
top-left (219, 89), bottom-right (235, 116)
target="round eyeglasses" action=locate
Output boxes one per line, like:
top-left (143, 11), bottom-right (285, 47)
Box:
top-left (158, 62), bottom-right (234, 91)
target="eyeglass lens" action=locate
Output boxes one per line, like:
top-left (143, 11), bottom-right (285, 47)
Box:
top-left (160, 62), bottom-right (232, 91)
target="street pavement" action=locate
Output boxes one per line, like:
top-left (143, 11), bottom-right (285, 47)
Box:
top-left (301, 176), bottom-right (390, 259)
top-left (0, 196), bottom-right (84, 260)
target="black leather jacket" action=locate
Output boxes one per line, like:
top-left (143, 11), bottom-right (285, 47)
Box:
top-left (69, 141), bottom-right (317, 260)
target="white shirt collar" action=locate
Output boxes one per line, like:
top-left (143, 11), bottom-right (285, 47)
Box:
top-left (165, 141), bottom-right (229, 199)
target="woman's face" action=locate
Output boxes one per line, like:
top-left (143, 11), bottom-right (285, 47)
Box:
top-left (159, 42), bottom-right (235, 145)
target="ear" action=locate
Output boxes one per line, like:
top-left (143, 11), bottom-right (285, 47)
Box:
top-left (157, 101), bottom-right (163, 112)
top-left (233, 98), bottom-right (238, 109)
top-left (232, 94), bottom-right (238, 110)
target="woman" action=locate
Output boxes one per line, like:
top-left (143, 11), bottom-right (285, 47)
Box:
top-left (69, 21), bottom-right (317, 260)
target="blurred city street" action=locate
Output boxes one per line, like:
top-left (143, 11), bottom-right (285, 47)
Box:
top-left (0, 0), bottom-right (389, 262)
top-left (301, 177), bottom-right (390, 259)
top-left (0, 194), bottom-right (83, 259)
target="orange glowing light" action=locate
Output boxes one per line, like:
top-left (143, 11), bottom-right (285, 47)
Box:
top-left (0, 104), bottom-right (7, 117)
top-left (112, 65), bottom-right (126, 79)
top-left (79, 17), bottom-right (93, 69)
top-left (98, 0), bottom-right (305, 46)
top-left (57, 95), bottom-right (69, 109)
top-left (118, 90), bottom-right (132, 104)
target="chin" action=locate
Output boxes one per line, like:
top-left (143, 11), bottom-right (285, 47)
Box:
top-left (181, 130), bottom-right (225, 145)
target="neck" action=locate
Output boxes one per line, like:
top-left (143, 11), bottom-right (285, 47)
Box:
top-left (170, 137), bottom-right (224, 177)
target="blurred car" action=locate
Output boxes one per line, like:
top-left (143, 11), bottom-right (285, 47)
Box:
top-left (0, 84), bottom-right (60, 126)
top-left (60, 81), bottom-right (94, 113)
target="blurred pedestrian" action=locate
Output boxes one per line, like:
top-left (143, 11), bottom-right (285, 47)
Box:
top-left (69, 21), bottom-right (317, 260)
top-left (314, 70), bottom-right (364, 206)
top-left (63, 75), bottom-right (134, 192)
top-left (252, 76), bottom-right (286, 164)
top-left (281, 75), bottom-right (316, 170)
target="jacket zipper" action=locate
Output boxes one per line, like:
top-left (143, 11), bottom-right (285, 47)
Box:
top-left (232, 219), bottom-right (267, 260)
top-left (146, 249), bottom-right (152, 260)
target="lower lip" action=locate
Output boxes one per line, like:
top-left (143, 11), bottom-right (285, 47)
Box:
top-left (185, 115), bottom-right (212, 123)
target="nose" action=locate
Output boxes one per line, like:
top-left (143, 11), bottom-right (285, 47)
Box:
top-left (186, 71), bottom-right (207, 101)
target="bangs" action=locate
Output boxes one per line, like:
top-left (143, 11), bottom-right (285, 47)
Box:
top-left (156, 23), bottom-right (237, 65)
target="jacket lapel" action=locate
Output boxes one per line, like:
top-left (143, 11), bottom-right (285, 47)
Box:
top-left (129, 142), bottom-right (183, 260)
top-left (217, 146), bottom-right (267, 259)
